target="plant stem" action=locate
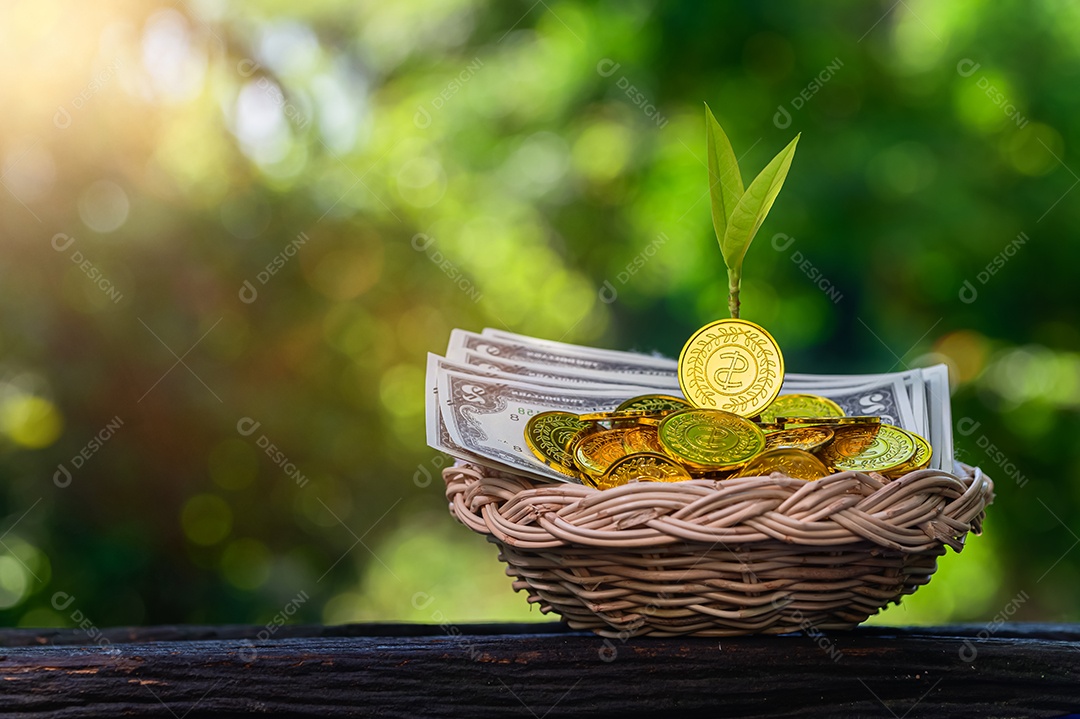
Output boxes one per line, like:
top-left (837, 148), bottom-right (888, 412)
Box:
top-left (727, 268), bottom-right (741, 319)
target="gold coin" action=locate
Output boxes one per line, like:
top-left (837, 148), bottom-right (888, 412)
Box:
top-left (776, 415), bottom-right (880, 427)
top-left (596, 452), bottom-right (691, 490)
top-left (883, 431), bottom-right (933, 478)
top-left (622, 424), bottom-right (664, 454)
top-left (818, 424), bottom-right (916, 473)
top-left (760, 394), bottom-right (844, 424)
top-left (755, 421), bottom-right (786, 433)
top-left (764, 426), bottom-right (834, 452)
top-left (572, 428), bottom-right (630, 477)
top-left (736, 448), bottom-right (831, 481)
top-left (578, 409), bottom-right (669, 426)
top-left (524, 411), bottom-right (587, 478)
top-left (615, 394), bottom-right (693, 413)
top-left (677, 318), bottom-right (785, 417)
top-left (657, 408), bottom-right (765, 469)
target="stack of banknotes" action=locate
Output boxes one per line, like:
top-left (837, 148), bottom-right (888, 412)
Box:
top-left (426, 328), bottom-right (953, 484)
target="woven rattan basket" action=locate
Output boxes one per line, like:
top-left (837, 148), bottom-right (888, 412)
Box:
top-left (443, 463), bottom-right (993, 637)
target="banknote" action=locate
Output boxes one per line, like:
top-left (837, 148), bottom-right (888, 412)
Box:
top-left (457, 350), bottom-right (681, 390)
top-left (480, 328), bottom-right (677, 368)
top-left (425, 355), bottom-right (560, 481)
top-left (808, 378), bottom-right (918, 433)
top-left (449, 330), bottom-right (678, 377)
top-left (433, 364), bottom-right (667, 483)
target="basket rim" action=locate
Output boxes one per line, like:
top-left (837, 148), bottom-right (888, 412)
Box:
top-left (443, 461), bottom-right (993, 555)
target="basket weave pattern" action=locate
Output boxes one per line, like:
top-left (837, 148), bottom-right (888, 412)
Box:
top-left (444, 463), bottom-right (993, 637)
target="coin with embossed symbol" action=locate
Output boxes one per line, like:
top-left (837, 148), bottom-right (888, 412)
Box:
top-left (658, 408), bottom-right (765, 469)
top-left (818, 424), bottom-right (916, 474)
top-left (736, 448), bottom-right (831, 481)
top-left (764, 426), bottom-right (834, 452)
top-left (572, 428), bottom-right (631, 478)
top-left (677, 319), bottom-right (784, 418)
top-left (524, 411), bottom-right (587, 479)
top-left (760, 394), bottom-right (844, 424)
top-left (616, 394), bottom-right (693, 414)
top-left (596, 452), bottom-right (692, 490)
top-left (883, 430), bottom-right (933, 478)
top-left (621, 424), bottom-right (664, 454)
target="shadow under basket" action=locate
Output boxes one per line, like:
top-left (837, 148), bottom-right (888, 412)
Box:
top-left (443, 463), bottom-right (994, 638)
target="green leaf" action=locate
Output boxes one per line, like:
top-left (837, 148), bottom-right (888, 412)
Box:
top-left (721, 133), bottom-right (800, 272)
top-left (705, 104), bottom-right (744, 247)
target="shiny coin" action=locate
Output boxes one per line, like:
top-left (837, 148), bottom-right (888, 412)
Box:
top-left (883, 431), bottom-right (933, 478)
top-left (657, 408), bottom-right (765, 469)
top-left (622, 424), bottom-right (664, 454)
top-left (596, 452), bottom-right (691, 490)
top-left (764, 426), bottom-right (834, 452)
top-left (524, 411), bottom-right (587, 478)
top-left (677, 318), bottom-right (785, 418)
top-left (760, 394), bottom-right (844, 424)
top-left (818, 424), bottom-right (916, 474)
top-left (736, 449), bottom-right (831, 481)
top-left (776, 415), bottom-right (880, 427)
top-left (616, 394), bottom-right (693, 414)
top-left (572, 428), bottom-right (630, 478)
top-left (578, 409), bottom-right (669, 426)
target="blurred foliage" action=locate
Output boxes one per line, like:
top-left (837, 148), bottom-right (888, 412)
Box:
top-left (0, 0), bottom-right (1076, 630)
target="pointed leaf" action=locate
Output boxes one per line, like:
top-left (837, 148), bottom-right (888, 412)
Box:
top-left (705, 104), bottom-right (744, 248)
top-left (721, 133), bottom-right (800, 271)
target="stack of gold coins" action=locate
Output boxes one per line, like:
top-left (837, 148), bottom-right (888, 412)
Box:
top-left (523, 318), bottom-right (933, 489)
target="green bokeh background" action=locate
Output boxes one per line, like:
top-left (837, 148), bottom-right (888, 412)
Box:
top-left (0, 0), bottom-right (1075, 630)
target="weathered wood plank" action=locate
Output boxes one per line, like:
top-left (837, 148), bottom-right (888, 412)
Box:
top-left (0, 623), bottom-right (1076, 718)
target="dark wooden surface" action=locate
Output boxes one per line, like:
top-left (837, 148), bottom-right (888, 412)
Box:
top-left (0, 622), bottom-right (1077, 718)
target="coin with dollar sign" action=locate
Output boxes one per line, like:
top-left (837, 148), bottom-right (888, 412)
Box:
top-left (678, 319), bottom-right (785, 418)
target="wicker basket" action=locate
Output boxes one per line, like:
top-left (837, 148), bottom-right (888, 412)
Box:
top-left (443, 463), bottom-right (993, 637)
